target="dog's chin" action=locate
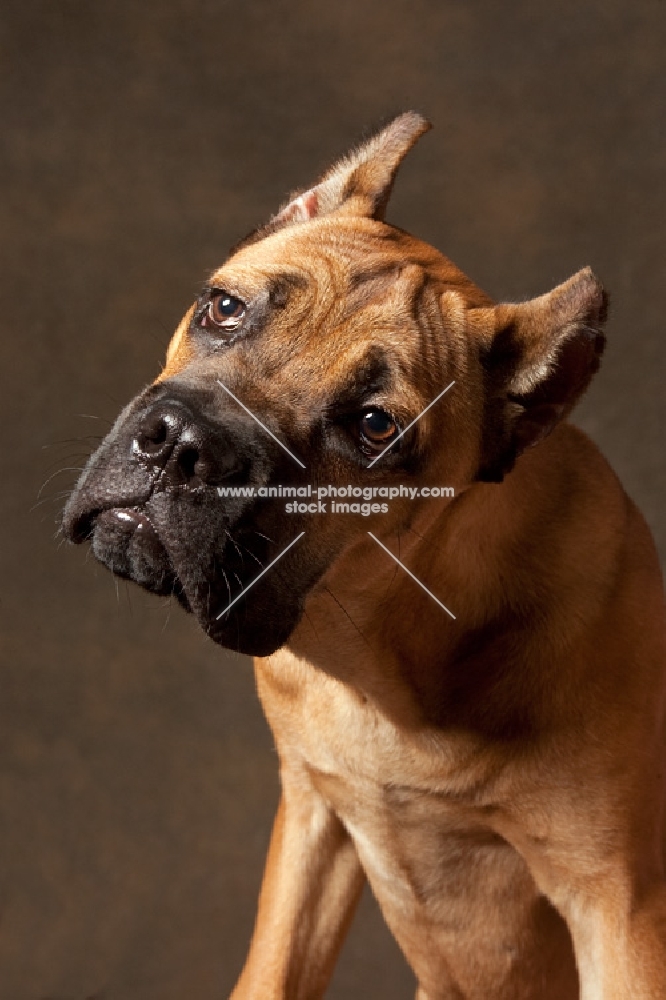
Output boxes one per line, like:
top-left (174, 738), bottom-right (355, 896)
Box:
top-left (91, 508), bottom-right (180, 597)
top-left (200, 607), bottom-right (301, 658)
top-left (88, 507), bottom-right (298, 657)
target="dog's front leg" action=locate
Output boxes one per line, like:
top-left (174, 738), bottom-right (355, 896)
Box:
top-left (230, 765), bottom-right (366, 1000)
top-left (565, 883), bottom-right (666, 999)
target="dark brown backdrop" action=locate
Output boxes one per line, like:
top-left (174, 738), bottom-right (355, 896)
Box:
top-left (1, 2), bottom-right (664, 998)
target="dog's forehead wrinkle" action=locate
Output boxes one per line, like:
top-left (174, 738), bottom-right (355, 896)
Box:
top-left (347, 261), bottom-right (403, 290)
top-left (210, 255), bottom-right (311, 295)
top-left (222, 217), bottom-right (396, 286)
top-left (217, 220), bottom-right (490, 328)
top-left (323, 346), bottom-right (393, 411)
top-left (222, 214), bottom-right (492, 311)
top-left (268, 271), bottom-right (309, 307)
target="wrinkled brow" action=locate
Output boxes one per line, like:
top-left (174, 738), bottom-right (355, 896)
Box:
top-left (348, 261), bottom-right (402, 289)
top-left (324, 346), bottom-right (392, 413)
top-left (267, 272), bottom-right (309, 308)
top-left (346, 262), bottom-right (403, 303)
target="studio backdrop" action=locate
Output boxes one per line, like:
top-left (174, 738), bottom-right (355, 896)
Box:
top-left (1, 2), bottom-right (664, 998)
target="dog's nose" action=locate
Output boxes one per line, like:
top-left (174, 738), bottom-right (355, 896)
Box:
top-left (132, 401), bottom-right (238, 487)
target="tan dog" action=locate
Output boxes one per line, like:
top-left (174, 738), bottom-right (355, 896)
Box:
top-left (63, 113), bottom-right (666, 999)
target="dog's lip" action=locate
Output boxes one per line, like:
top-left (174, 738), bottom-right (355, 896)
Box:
top-left (64, 495), bottom-right (153, 543)
top-left (86, 504), bottom-right (192, 611)
top-left (96, 506), bottom-right (157, 536)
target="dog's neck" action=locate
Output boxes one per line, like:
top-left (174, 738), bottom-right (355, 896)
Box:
top-left (286, 422), bottom-right (626, 733)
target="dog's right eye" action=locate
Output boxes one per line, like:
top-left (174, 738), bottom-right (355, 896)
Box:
top-left (201, 292), bottom-right (246, 331)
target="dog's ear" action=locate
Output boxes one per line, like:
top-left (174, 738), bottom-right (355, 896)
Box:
top-left (246, 112), bottom-right (431, 243)
top-left (472, 267), bottom-right (608, 482)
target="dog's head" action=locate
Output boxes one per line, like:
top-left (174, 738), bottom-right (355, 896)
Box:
top-left (62, 112), bottom-right (607, 656)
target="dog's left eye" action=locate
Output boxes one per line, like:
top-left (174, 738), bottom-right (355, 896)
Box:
top-left (359, 409), bottom-right (399, 449)
top-left (204, 292), bottom-right (246, 330)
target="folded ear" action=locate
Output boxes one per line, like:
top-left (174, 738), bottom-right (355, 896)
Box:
top-left (243, 112), bottom-right (431, 244)
top-left (474, 267), bottom-right (608, 482)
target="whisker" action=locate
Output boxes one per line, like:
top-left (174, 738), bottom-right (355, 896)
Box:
top-left (162, 592), bottom-right (175, 632)
top-left (42, 435), bottom-right (103, 449)
top-left (224, 530), bottom-right (245, 564)
top-left (323, 586), bottom-right (372, 649)
top-left (41, 455), bottom-right (89, 476)
top-left (30, 489), bottom-right (76, 514)
top-left (236, 540), bottom-right (265, 569)
top-left (302, 607), bottom-right (320, 642)
top-left (75, 413), bottom-right (113, 427)
top-left (37, 467), bottom-right (85, 500)
top-left (250, 529), bottom-right (276, 545)
top-left (220, 565), bottom-right (232, 603)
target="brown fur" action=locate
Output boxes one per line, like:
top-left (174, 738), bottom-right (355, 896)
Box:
top-left (67, 114), bottom-right (666, 998)
top-left (227, 119), bottom-right (666, 1000)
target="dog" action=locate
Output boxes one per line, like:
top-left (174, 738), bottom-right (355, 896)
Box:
top-left (63, 112), bottom-right (666, 999)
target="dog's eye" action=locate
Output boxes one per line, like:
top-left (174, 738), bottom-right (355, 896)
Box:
top-left (359, 409), bottom-right (398, 449)
top-left (205, 292), bottom-right (246, 330)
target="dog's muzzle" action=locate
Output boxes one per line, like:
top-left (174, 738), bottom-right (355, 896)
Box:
top-left (61, 385), bottom-right (307, 655)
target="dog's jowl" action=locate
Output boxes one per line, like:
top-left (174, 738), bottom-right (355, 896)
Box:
top-left (63, 113), bottom-right (666, 999)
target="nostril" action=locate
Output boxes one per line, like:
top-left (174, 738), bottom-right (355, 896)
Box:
top-left (65, 508), bottom-right (98, 544)
top-left (176, 445), bottom-right (200, 483)
top-left (145, 419), bottom-right (168, 448)
top-left (133, 414), bottom-right (171, 460)
top-left (130, 402), bottom-right (217, 486)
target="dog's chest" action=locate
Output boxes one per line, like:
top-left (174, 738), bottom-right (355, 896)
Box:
top-left (257, 647), bottom-right (498, 789)
top-left (256, 650), bottom-right (506, 907)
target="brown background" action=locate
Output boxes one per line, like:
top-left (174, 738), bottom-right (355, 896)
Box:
top-left (1, 1), bottom-right (665, 998)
